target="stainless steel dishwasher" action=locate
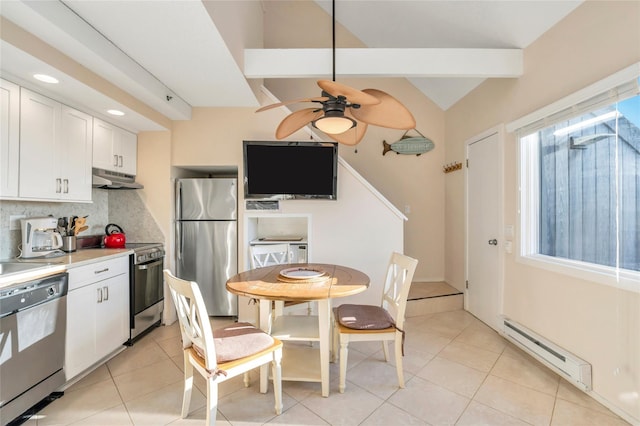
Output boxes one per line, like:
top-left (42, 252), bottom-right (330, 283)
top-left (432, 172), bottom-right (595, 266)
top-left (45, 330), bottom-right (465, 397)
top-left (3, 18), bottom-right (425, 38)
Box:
top-left (0, 272), bottom-right (68, 426)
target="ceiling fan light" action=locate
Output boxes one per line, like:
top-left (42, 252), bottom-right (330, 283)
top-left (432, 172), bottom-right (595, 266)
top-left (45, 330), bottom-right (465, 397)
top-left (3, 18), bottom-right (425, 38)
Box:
top-left (313, 115), bottom-right (356, 134)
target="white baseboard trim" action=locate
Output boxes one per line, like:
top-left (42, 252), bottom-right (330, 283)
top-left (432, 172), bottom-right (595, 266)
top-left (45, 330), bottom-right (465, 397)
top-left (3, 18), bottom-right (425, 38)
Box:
top-left (585, 388), bottom-right (638, 426)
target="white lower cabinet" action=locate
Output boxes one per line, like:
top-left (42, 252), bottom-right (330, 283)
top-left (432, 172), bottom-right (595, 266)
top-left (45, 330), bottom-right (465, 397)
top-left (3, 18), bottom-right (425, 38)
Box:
top-left (65, 256), bottom-right (129, 380)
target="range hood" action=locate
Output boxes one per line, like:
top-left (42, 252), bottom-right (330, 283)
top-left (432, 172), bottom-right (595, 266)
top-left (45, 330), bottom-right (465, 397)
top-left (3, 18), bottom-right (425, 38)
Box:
top-left (92, 168), bottom-right (143, 189)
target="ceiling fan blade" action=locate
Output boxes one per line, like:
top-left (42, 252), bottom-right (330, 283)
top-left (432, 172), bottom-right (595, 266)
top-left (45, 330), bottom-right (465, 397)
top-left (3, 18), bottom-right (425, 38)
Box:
top-left (317, 80), bottom-right (380, 106)
top-left (275, 108), bottom-right (324, 139)
top-left (325, 109), bottom-right (368, 146)
top-left (256, 97), bottom-right (329, 113)
top-left (351, 88), bottom-right (416, 130)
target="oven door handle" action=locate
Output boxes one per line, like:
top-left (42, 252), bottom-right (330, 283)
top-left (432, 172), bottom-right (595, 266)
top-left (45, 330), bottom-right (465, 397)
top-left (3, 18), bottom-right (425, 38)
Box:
top-left (137, 258), bottom-right (164, 270)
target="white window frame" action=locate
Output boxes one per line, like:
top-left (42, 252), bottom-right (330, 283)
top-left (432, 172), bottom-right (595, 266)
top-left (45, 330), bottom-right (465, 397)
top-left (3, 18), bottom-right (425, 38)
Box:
top-left (508, 63), bottom-right (640, 293)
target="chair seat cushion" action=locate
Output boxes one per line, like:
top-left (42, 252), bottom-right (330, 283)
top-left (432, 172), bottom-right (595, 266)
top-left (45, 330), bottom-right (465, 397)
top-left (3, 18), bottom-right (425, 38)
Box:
top-left (212, 322), bottom-right (275, 363)
top-left (336, 304), bottom-right (395, 330)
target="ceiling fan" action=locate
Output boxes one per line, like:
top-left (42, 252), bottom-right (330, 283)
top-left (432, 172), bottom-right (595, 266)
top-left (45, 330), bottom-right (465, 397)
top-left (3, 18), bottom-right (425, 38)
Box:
top-left (256, 0), bottom-right (416, 146)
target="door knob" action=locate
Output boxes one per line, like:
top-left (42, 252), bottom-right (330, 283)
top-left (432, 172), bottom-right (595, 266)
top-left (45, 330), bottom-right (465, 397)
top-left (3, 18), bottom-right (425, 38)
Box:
top-left (488, 239), bottom-right (498, 245)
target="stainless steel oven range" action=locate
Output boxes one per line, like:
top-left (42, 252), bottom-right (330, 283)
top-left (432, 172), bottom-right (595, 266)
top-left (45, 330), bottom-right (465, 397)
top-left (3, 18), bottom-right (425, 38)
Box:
top-left (127, 243), bottom-right (165, 343)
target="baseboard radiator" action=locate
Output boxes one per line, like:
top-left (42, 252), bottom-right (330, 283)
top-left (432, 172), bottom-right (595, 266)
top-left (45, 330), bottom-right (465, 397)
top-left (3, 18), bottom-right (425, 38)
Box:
top-left (501, 317), bottom-right (592, 391)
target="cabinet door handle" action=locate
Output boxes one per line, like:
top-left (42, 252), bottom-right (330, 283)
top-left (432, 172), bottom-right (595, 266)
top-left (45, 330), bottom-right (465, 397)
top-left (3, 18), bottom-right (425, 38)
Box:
top-left (56, 178), bottom-right (62, 193)
top-left (94, 268), bottom-right (109, 274)
top-left (103, 286), bottom-right (109, 301)
top-left (118, 155), bottom-right (123, 167)
top-left (113, 154), bottom-right (119, 167)
top-left (97, 287), bottom-right (103, 303)
top-left (63, 179), bottom-right (69, 193)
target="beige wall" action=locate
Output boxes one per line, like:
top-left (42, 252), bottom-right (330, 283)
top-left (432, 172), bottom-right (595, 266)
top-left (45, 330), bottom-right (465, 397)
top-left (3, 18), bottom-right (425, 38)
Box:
top-left (338, 78), bottom-right (445, 282)
top-left (445, 2), bottom-right (640, 422)
top-left (137, 130), bottom-right (173, 245)
top-left (172, 107), bottom-right (270, 167)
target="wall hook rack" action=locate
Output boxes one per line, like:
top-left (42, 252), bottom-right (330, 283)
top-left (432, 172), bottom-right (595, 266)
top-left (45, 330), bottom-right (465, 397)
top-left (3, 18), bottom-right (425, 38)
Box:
top-left (443, 162), bottom-right (463, 173)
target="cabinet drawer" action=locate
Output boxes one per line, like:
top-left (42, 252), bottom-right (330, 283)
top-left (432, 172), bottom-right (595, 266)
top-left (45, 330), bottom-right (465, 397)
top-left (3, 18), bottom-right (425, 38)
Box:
top-left (68, 256), bottom-right (129, 291)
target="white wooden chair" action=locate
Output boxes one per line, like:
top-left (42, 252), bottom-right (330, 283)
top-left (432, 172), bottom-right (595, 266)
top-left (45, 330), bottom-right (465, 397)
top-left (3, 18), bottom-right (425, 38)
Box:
top-left (163, 269), bottom-right (283, 425)
top-left (249, 243), bottom-right (290, 267)
top-left (332, 252), bottom-right (418, 393)
top-left (249, 243), bottom-right (312, 317)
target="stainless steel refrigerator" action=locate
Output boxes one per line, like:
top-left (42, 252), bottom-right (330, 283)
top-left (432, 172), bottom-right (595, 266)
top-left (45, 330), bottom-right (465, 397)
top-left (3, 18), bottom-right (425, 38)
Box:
top-left (175, 178), bottom-right (238, 316)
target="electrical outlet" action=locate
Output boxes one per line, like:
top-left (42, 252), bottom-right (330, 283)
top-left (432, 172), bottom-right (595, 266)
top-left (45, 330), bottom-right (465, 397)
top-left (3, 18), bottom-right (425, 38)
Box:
top-left (504, 241), bottom-right (513, 254)
top-left (9, 215), bottom-right (26, 231)
top-left (404, 205), bottom-right (411, 214)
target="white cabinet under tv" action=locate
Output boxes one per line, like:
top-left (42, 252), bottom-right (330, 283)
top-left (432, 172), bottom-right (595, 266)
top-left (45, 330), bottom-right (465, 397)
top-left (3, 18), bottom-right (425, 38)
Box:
top-left (244, 213), bottom-right (311, 269)
top-left (240, 213), bottom-right (312, 322)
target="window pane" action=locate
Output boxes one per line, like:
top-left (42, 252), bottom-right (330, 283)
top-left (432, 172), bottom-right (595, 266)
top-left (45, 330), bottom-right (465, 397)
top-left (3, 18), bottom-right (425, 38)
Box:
top-left (618, 96), bottom-right (640, 272)
top-left (533, 94), bottom-right (639, 272)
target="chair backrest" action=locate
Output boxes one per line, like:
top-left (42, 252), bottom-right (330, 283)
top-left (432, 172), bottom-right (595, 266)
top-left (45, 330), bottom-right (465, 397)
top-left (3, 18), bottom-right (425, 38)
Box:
top-left (380, 252), bottom-right (418, 329)
top-left (164, 269), bottom-right (217, 370)
top-left (249, 243), bottom-right (290, 268)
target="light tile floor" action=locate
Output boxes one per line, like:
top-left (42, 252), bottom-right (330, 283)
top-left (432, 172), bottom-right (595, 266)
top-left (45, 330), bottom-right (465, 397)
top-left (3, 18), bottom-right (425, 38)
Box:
top-left (27, 310), bottom-right (630, 425)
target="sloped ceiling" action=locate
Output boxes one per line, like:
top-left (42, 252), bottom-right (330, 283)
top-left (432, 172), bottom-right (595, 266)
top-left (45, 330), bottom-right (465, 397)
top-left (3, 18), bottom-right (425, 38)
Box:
top-left (0, 0), bottom-right (582, 132)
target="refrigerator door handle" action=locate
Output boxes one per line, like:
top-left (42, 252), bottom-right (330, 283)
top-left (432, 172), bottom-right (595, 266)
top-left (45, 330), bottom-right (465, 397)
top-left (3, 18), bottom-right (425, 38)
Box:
top-left (176, 222), bottom-right (183, 260)
top-left (176, 180), bottom-right (182, 219)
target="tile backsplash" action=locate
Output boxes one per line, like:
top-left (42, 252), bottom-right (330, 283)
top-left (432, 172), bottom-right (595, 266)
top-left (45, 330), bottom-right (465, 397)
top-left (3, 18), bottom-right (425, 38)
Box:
top-left (107, 189), bottom-right (164, 244)
top-left (0, 188), bottom-right (164, 259)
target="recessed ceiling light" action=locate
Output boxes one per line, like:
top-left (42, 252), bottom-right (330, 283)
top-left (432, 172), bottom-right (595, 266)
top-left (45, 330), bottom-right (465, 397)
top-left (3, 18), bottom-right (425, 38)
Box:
top-left (33, 74), bottom-right (59, 84)
top-left (107, 109), bottom-right (125, 116)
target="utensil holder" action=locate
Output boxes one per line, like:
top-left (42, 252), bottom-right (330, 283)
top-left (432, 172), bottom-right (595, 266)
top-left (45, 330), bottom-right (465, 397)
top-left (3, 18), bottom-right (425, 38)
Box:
top-left (62, 236), bottom-right (77, 252)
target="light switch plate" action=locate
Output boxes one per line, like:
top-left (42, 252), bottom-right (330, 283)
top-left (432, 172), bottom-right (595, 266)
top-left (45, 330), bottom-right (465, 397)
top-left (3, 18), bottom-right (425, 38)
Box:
top-left (505, 224), bottom-right (514, 239)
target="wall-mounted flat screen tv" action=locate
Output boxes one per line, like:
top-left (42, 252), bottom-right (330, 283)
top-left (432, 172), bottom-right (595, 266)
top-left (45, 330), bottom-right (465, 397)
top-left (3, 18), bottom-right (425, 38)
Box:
top-left (243, 141), bottom-right (338, 200)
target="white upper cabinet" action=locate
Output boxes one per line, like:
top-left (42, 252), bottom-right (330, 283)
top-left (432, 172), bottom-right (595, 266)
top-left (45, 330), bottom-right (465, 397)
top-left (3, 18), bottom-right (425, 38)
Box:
top-left (19, 88), bottom-right (93, 202)
top-left (92, 118), bottom-right (113, 171)
top-left (93, 118), bottom-right (137, 175)
top-left (0, 79), bottom-right (20, 198)
top-left (60, 106), bottom-right (94, 200)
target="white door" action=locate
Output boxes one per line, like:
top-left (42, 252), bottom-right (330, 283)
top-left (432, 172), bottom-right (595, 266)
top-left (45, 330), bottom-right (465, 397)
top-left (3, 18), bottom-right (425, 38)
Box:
top-left (466, 130), bottom-right (502, 330)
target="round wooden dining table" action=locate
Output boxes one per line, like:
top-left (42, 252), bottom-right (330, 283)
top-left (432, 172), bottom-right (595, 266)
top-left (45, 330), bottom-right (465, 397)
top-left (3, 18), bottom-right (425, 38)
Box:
top-left (226, 263), bottom-right (369, 397)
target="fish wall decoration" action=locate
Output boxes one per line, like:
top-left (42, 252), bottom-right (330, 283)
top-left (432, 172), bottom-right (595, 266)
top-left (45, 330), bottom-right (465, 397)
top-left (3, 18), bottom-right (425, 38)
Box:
top-left (383, 129), bottom-right (435, 156)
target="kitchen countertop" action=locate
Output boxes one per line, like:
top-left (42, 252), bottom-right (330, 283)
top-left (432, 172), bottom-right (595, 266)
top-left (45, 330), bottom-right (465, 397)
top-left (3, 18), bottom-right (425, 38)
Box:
top-left (0, 248), bottom-right (133, 290)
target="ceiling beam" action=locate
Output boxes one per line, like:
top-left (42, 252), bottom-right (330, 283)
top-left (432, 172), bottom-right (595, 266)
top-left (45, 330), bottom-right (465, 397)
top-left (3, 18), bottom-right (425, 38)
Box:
top-left (244, 48), bottom-right (522, 79)
top-left (2, 0), bottom-right (192, 120)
